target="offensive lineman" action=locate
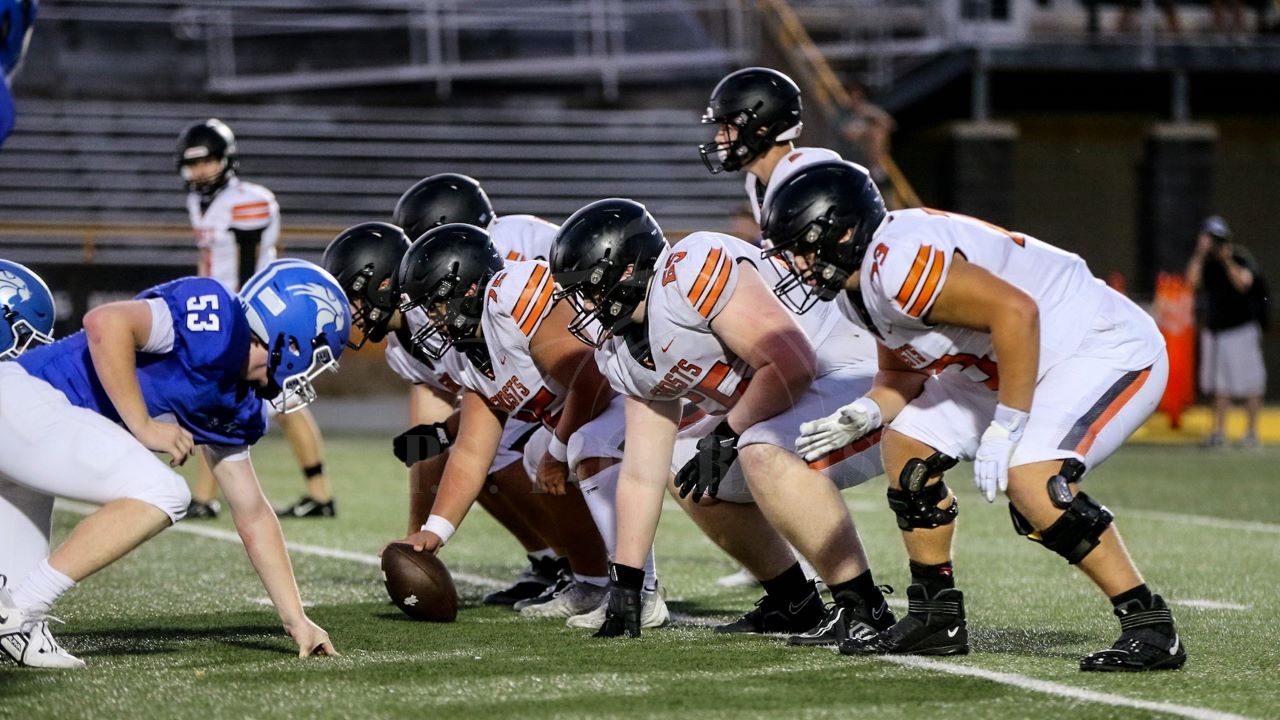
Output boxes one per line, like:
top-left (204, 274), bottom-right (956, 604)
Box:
top-left (551, 198), bottom-right (897, 641)
top-left (177, 118), bottom-right (336, 520)
top-left (763, 161), bottom-right (1185, 671)
top-left (391, 225), bottom-right (637, 621)
top-left (385, 173), bottom-right (580, 604)
top-left (0, 260), bottom-right (347, 667)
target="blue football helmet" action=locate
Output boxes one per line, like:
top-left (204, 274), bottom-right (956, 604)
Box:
top-left (239, 259), bottom-right (350, 413)
top-left (1, 0), bottom-right (37, 80)
top-left (0, 259), bottom-right (53, 360)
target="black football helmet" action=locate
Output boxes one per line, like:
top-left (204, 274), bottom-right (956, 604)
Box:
top-left (396, 223), bottom-right (503, 367)
top-left (760, 160), bottom-right (886, 314)
top-left (699, 67), bottom-right (803, 174)
top-left (322, 222), bottom-right (411, 350)
top-left (177, 118), bottom-right (237, 194)
top-left (392, 173), bottom-right (495, 242)
top-left (549, 198), bottom-right (666, 348)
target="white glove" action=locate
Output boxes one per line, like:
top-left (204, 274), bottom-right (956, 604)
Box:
top-left (973, 404), bottom-right (1029, 503)
top-left (796, 397), bottom-right (882, 462)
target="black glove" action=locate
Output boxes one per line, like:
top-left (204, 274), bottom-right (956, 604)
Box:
top-left (674, 419), bottom-right (740, 503)
top-left (594, 564), bottom-right (643, 639)
top-left (392, 423), bottom-right (452, 467)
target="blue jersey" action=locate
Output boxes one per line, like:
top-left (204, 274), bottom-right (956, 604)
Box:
top-left (1, 76), bottom-right (14, 148)
top-left (17, 277), bottom-right (267, 446)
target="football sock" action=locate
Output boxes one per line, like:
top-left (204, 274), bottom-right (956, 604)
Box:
top-left (574, 573), bottom-right (609, 588)
top-left (1110, 583), bottom-right (1154, 610)
top-left (12, 559), bottom-right (76, 611)
top-left (829, 569), bottom-right (886, 609)
top-left (761, 562), bottom-right (811, 602)
top-left (610, 563), bottom-right (644, 591)
top-left (909, 560), bottom-right (956, 597)
top-left (578, 463), bottom-right (659, 590)
top-left (529, 548), bottom-right (557, 561)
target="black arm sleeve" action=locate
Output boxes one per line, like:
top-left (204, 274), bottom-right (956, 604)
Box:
top-left (231, 226), bottom-right (264, 289)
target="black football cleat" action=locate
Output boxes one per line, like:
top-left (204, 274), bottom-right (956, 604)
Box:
top-left (594, 584), bottom-right (642, 638)
top-left (274, 496), bottom-right (336, 519)
top-left (483, 555), bottom-right (566, 606)
top-left (788, 588), bottom-right (895, 647)
top-left (184, 499), bottom-right (221, 520)
top-left (840, 584), bottom-right (968, 656)
top-left (715, 583), bottom-right (826, 634)
top-left (1080, 594), bottom-right (1186, 672)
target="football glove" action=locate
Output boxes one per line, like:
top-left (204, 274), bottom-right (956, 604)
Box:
top-left (674, 419), bottom-right (739, 503)
top-left (974, 404), bottom-right (1028, 502)
top-left (392, 422), bottom-right (452, 467)
top-left (794, 397), bottom-right (881, 462)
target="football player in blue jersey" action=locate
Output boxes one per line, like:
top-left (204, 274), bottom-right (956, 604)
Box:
top-left (0, 0), bottom-right (36, 148)
top-left (0, 260), bottom-right (349, 668)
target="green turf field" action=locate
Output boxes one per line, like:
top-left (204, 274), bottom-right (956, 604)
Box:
top-left (2, 435), bottom-right (1277, 720)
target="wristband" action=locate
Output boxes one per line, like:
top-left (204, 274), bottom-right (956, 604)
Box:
top-left (992, 403), bottom-right (1030, 441)
top-left (547, 433), bottom-right (569, 463)
top-left (847, 397), bottom-right (883, 428)
top-left (421, 514), bottom-right (457, 545)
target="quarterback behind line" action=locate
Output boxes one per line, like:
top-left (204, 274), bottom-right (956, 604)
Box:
top-left (53, 499), bottom-right (1254, 720)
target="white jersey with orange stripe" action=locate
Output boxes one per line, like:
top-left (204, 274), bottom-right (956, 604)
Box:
top-left (490, 214), bottom-right (556, 262)
top-left (595, 231), bottom-right (875, 416)
top-left (384, 306), bottom-right (464, 395)
top-left (745, 146), bottom-right (842, 225)
top-left (440, 260), bottom-right (566, 429)
top-left (848, 208), bottom-right (1162, 387)
top-left (186, 176), bottom-right (280, 292)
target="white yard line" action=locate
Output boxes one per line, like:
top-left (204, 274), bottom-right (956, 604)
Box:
top-left (1167, 599), bottom-right (1251, 611)
top-left (876, 656), bottom-right (1250, 720)
top-left (53, 499), bottom-right (1255, 720)
top-left (1125, 509), bottom-right (1280, 536)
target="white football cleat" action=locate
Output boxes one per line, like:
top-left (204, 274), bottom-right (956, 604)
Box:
top-left (519, 581), bottom-right (609, 619)
top-left (0, 589), bottom-right (85, 669)
top-left (566, 583), bottom-right (669, 630)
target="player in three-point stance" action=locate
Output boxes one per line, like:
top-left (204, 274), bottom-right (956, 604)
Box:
top-left (0, 260), bottom-right (348, 668)
top-left (383, 174), bottom-right (575, 605)
top-left (177, 118), bottom-right (336, 520)
top-left (551, 198), bottom-right (899, 642)
top-left (764, 160), bottom-right (1185, 671)
top-left (323, 218), bottom-right (573, 607)
top-left (389, 224), bottom-right (663, 625)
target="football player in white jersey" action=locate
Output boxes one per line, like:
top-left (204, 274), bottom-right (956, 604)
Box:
top-left (763, 161), bottom-right (1185, 671)
top-left (551, 198), bottom-right (897, 642)
top-left (388, 174), bottom-right (580, 604)
top-left (322, 222), bottom-right (571, 607)
top-left (391, 225), bottom-right (656, 623)
top-left (177, 118), bottom-right (336, 521)
top-left (701, 66), bottom-right (841, 589)
top-left (699, 67), bottom-right (841, 227)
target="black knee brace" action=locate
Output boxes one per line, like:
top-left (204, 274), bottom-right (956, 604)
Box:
top-left (887, 452), bottom-right (959, 532)
top-left (1009, 459), bottom-right (1113, 564)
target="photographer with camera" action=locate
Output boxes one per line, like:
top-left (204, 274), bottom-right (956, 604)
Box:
top-left (1186, 215), bottom-right (1269, 448)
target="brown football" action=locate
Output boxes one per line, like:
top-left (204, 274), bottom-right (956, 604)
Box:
top-left (381, 543), bottom-right (459, 622)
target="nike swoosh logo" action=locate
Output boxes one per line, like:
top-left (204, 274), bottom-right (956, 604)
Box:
top-left (946, 626), bottom-right (960, 638)
top-left (871, 604), bottom-right (885, 620)
top-left (1169, 635), bottom-right (1180, 656)
top-left (789, 597), bottom-right (815, 615)
top-left (661, 339), bottom-right (674, 353)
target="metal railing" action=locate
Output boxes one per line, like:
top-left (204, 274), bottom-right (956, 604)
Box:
top-left (147, 0), bottom-right (757, 98)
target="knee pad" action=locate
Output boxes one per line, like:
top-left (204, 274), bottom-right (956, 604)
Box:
top-left (1008, 459), bottom-right (1112, 564)
top-left (887, 479), bottom-right (958, 532)
top-left (887, 452), bottom-right (959, 532)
